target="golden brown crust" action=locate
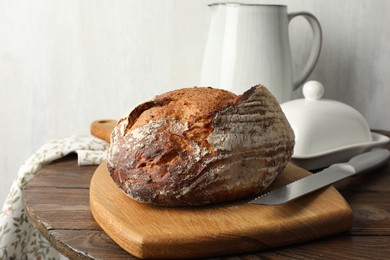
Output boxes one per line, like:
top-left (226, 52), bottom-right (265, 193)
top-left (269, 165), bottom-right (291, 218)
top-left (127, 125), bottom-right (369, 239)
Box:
top-left (107, 85), bottom-right (294, 207)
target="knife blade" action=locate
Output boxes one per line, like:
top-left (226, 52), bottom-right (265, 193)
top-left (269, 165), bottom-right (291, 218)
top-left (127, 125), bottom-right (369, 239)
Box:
top-left (249, 148), bottom-right (390, 205)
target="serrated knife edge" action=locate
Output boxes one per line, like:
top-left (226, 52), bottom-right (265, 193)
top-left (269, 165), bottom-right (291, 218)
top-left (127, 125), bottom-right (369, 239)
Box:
top-left (249, 148), bottom-right (390, 205)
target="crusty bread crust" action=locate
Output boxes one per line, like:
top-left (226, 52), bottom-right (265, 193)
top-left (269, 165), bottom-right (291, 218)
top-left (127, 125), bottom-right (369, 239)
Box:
top-left (107, 85), bottom-right (294, 207)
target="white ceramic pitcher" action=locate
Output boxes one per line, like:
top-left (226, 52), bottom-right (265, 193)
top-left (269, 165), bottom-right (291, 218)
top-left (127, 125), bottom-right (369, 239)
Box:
top-left (200, 3), bottom-right (322, 102)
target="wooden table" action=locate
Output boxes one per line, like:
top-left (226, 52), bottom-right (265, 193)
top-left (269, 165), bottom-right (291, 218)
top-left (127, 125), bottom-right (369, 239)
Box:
top-left (23, 131), bottom-right (390, 259)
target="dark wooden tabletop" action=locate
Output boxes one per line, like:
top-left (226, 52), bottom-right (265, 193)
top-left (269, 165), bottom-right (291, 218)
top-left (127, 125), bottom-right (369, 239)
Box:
top-left (23, 131), bottom-right (390, 259)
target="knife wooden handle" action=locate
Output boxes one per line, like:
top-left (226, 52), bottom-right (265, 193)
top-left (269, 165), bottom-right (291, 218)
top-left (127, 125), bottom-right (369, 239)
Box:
top-left (90, 119), bottom-right (117, 143)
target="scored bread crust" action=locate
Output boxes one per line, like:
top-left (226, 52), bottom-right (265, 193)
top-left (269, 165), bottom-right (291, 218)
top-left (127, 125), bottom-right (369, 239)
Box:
top-left (107, 85), bottom-right (294, 207)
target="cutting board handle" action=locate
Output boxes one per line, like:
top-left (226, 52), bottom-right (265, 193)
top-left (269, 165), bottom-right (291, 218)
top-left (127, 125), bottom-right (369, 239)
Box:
top-left (90, 119), bottom-right (117, 143)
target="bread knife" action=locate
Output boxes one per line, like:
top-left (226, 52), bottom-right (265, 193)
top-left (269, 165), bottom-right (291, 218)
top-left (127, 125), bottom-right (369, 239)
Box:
top-left (249, 148), bottom-right (390, 205)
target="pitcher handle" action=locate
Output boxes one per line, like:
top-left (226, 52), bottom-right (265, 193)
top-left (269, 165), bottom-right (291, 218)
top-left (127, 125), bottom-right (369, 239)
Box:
top-left (288, 12), bottom-right (322, 90)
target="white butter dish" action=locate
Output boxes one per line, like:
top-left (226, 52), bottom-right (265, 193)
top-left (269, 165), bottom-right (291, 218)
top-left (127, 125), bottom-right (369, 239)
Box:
top-left (281, 81), bottom-right (389, 170)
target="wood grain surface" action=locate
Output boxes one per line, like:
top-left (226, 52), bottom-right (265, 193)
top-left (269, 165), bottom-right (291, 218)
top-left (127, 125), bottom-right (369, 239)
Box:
top-left (90, 119), bottom-right (117, 143)
top-left (22, 130), bottom-right (390, 259)
top-left (90, 161), bottom-right (352, 259)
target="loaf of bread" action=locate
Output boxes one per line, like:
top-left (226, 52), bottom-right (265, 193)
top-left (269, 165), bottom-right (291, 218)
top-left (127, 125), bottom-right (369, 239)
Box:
top-left (107, 85), bottom-right (294, 207)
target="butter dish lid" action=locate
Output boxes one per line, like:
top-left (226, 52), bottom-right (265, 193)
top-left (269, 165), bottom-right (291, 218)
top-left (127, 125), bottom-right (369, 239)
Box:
top-left (281, 81), bottom-right (372, 157)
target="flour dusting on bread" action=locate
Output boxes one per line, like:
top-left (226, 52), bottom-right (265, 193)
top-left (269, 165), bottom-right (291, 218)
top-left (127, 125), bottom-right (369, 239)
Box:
top-left (107, 85), bottom-right (294, 207)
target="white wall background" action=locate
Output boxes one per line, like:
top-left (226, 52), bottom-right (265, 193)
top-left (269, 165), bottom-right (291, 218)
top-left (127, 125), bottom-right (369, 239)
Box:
top-left (1, 0), bottom-right (390, 205)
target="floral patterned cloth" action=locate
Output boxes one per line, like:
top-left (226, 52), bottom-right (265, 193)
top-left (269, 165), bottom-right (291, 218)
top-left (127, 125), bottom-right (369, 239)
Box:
top-left (0, 135), bottom-right (108, 260)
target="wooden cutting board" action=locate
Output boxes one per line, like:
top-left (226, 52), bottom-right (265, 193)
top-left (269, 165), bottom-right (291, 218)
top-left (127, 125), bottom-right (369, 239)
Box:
top-left (90, 161), bottom-right (353, 259)
top-left (90, 119), bottom-right (117, 143)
